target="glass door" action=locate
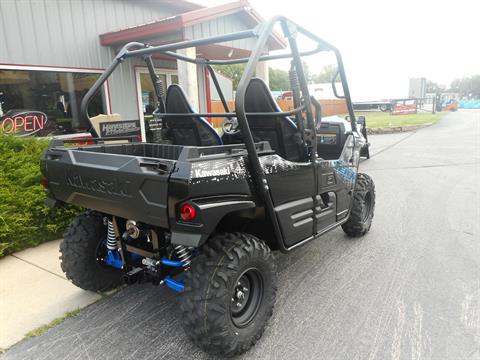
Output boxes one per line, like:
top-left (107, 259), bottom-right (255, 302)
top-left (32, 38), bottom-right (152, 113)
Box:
top-left (135, 68), bottom-right (178, 141)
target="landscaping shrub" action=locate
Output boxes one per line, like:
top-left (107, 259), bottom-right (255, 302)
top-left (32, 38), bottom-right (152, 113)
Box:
top-left (0, 135), bottom-right (80, 257)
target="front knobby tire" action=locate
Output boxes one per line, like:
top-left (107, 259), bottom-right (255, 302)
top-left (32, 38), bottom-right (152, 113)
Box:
top-left (342, 173), bottom-right (376, 237)
top-left (180, 233), bottom-right (277, 357)
top-left (60, 211), bottom-right (123, 291)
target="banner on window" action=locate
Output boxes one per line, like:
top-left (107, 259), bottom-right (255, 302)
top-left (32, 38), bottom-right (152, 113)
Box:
top-left (100, 120), bottom-right (141, 138)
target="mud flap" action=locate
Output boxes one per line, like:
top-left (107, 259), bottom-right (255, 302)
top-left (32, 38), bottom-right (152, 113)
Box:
top-left (171, 231), bottom-right (205, 247)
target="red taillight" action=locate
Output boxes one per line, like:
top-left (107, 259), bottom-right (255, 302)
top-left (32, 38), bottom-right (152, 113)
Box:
top-left (180, 204), bottom-right (196, 221)
top-left (40, 178), bottom-right (49, 189)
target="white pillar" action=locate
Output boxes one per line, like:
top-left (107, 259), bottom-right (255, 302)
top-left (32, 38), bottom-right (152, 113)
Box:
top-left (196, 64), bottom-right (207, 113)
top-left (255, 60), bottom-right (269, 87)
top-left (177, 47), bottom-right (199, 109)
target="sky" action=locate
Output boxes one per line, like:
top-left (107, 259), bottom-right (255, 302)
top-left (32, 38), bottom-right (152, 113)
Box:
top-left (196, 0), bottom-right (479, 101)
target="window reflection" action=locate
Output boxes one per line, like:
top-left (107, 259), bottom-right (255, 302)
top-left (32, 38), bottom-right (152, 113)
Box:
top-left (0, 69), bottom-right (106, 136)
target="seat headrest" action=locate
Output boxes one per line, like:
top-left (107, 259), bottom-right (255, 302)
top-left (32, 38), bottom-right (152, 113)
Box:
top-left (166, 84), bottom-right (198, 113)
top-left (245, 78), bottom-right (297, 130)
top-left (164, 84), bottom-right (222, 146)
top-left (245, 78), bottom-right (279, 113)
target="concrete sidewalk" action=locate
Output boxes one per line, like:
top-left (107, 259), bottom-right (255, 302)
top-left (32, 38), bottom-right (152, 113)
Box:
top-left (0, 240), bottom-right (101, 349)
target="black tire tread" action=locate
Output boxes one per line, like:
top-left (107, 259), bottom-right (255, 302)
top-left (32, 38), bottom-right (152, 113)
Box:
top-left (60, 211), bottom-right (123, 291)
top-left (180, 232), bottom-right (276, 357)
top-left (342, 173), bottom-right (376, 237)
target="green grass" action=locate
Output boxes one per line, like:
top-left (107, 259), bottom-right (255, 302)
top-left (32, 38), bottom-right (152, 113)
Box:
top-left (20, 289), bottom-right (118, 344)
top-left (355, 111), bottom-right (446, 129)
top-left (24, 308), bottom-right (81, 339)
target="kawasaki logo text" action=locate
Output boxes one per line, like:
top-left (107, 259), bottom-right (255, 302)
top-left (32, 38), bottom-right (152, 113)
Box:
top-left (66, 172), bottom-right (132, 197)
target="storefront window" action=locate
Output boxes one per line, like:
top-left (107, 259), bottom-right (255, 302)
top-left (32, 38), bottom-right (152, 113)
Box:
top-left (0, 69), bottom-right (106, 137)
top-left (140, 73), bottom-right (167, 120)
top-left (139, 71), bottom-right (178, 121)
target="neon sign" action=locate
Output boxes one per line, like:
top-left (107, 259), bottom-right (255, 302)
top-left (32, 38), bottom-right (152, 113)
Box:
top-left (0, 110), bottom-right (48, 136)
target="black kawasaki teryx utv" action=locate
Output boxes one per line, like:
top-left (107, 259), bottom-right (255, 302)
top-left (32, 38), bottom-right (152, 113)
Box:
top-left (41, 16), bottom-right (375, 357)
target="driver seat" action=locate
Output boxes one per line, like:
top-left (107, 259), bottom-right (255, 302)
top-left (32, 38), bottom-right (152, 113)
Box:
top-left (244, 78), bottom-right (304, 162)
top-left (164, 85), bottom-right (222, 146)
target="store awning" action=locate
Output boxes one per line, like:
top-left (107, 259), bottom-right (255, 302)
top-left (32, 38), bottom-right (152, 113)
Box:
top-left (99, 0), bottom-right (286, 59)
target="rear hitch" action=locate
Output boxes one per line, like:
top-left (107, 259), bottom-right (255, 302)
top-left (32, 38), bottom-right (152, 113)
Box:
top-left (99, 219), bottom-right (189, 292)
top-left (122, 258), bottom-right (186, 292)
top-left (124, 267), bottom-right (144, 284)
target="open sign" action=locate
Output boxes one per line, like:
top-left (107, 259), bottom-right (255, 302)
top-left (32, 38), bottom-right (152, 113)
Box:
top-left (0, 110), bottom-right (48, 136)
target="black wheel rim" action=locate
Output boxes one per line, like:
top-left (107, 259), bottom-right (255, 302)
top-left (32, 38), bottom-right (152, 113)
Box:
top-left (230, 268), bottom-right (263, 328)
top-left (362, 192), bottom-right (372, 222)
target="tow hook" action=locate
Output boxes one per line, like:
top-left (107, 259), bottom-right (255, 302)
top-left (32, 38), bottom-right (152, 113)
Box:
top-left (123, 258), bottom-right (186, 292)
top-left (123, 267), bottom-right (143, 285)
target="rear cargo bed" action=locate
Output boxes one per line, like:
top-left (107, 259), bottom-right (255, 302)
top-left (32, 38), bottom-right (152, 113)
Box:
top-left (76, 143), bottom-right (185, 160)
top-left (41, 142), bottom-right (272, 228)
top-left (41, 143), bottom-right (185, 228)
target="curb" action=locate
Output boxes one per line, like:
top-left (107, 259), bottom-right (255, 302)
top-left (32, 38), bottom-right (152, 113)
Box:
top-left (367, 123), bottom-right (433, 135)
top-left (0, 240), bottom-right (102, 349)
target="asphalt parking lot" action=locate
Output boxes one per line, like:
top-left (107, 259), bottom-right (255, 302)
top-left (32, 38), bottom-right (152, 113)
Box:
top-left (2, 110), bottom-right (479, 360)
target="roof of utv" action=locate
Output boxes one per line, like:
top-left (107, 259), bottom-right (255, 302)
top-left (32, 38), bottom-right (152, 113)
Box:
top-left (75, 15), bottom-right (358, 254)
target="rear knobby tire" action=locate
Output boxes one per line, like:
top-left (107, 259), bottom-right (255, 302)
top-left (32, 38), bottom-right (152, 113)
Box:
top-left (342, 173), bottom-right (375, 237)
top-left (60, 211), bottom-right (123, 291)
top-left (180, 233), bottom-right (276, 357)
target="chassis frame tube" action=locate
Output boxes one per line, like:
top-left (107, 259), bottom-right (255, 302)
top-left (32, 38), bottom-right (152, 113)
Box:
top-left (205, 65), bottom-right (231, 116)
top-left (152, 105), bottom-right (306, 118)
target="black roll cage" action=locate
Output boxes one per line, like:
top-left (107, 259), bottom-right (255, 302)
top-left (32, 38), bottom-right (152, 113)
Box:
top-left (80, 16), bottom-right (357, 252)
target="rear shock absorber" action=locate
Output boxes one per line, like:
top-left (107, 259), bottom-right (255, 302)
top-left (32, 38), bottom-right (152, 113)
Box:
top-left (289, 61), bottom-right (311, 157)
top-left (106, 219), bottom-right (117, 250)
top-left (101, 218), bottom-right (123, 269)
top-left (289, 64), bottom-right (301, 110)
top-left (289, 63), bottom-right (306, 136)
top-left (174, 245), bottom-right (193, 268)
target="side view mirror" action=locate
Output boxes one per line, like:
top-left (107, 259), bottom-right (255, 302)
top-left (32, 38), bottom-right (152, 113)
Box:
top-left (356, 115), bottom-right (370, 159)
top-left (357, 115), bottom-right (366, 127)
top-left (310, 96), bottom-right (322, 128)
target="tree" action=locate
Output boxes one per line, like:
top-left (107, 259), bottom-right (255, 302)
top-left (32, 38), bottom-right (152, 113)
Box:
top-left (310, 64), bottom-right (337, 84)
top-left (450, 75), bottom-right (480, 98)
top-left (269, 68), bottom-right (290, 91)
top-left (426, 80), bottom-right (445, 94)
top-left (212, 64), bottom-right (245, 90)
top-left (213, 64), bottom-right (291, 91)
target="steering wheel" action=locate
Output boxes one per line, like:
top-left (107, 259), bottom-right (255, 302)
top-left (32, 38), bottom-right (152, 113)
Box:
top-left (222, 117), bottom-right (240, 135)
